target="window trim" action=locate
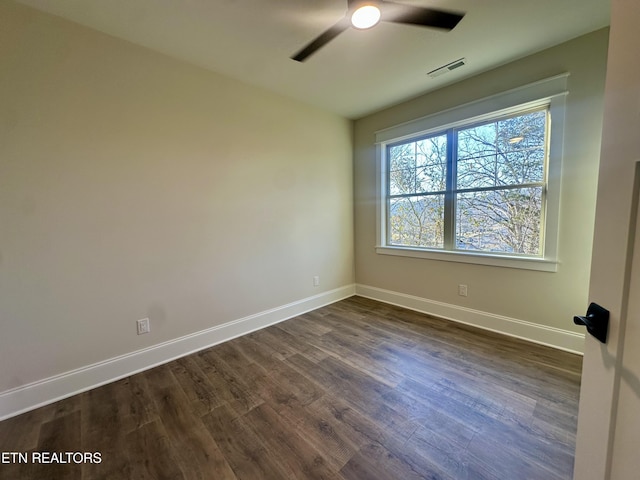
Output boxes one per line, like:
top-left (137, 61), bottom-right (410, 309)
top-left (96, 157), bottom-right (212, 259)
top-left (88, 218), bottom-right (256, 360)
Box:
top-left (374, 74), bottom-right (569, 272)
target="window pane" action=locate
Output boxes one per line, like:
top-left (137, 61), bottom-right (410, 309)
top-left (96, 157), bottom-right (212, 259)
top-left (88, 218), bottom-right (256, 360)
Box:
top-left (389, 134), bottom-right (447, 195)
top-left (389, 195), bottom-right (444, 248)
top-left (455, 187), bottom-right (542, 255)
top-left (457, 123), bottom-right (497, 161)
top-left (416, 159), bottom-right (447, 193)
top-left (457, 110), bottom-right (547, 189)
top-left (389, 168), bottom-right (416, 195)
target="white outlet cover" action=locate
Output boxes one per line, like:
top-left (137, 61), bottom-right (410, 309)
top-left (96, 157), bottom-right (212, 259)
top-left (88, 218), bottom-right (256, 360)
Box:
top-left (137, 318), bottom-right (150, 335)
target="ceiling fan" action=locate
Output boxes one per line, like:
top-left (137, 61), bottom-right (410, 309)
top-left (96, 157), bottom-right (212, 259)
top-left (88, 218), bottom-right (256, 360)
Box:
top-left (291, 0), bottom-right (465, 62)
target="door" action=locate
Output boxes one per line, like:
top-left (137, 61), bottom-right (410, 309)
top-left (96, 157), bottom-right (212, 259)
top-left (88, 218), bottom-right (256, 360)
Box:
top-left (608, 177), bottom-right (640, 478)
top-left (573, 0), bottom-right (640, 478)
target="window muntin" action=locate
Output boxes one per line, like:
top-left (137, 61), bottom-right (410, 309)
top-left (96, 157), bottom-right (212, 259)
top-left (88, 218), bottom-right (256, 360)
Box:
top-left (385, 106), bottom-right (549, 257)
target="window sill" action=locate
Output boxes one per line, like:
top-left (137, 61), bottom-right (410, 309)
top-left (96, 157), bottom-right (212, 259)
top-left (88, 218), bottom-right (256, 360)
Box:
top-left (375, 246), bottom-right (558, 272)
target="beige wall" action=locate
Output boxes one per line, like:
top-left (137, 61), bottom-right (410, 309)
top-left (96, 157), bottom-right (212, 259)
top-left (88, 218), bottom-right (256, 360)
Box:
top-left (354, 29), bottom-right (609, 334)
top-left (0, 2), bottom-right (354, 393)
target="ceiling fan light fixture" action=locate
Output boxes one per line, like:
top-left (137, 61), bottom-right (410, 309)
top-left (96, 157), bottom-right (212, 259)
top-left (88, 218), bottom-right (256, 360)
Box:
top-left (351, 4), bottom-right (381, 29)
top-left (291, 0), bottom-right (464, 62)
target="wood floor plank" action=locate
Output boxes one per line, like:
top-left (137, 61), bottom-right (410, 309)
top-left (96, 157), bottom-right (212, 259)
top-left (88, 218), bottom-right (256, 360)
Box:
top-left (0, 407), bottom-right (55, 453)
top-left (119, 373), bottom-right (161, 431)
top-left (467, 411), bottom-right (574, 479)
top-left (244, 328), bottom-right (298, 361)
top-left (272, 324), bottom-right (330, 363)
top-left (0, 296), bottom-right (581, 480)
top-left (31, 411), bottom-right (82, 480)
top-left (275, 312), bottom-right (331, 341)
top-left (194, 348), bottom-right (263, 415)
top-left (201, 404), bottom-right (290, 480)
top-left (303, 395), bottom-right (405, 467)
top-left (236, 335), bottom-right (324, 406)
top-left (124, 420), bottom-right (186, 480)
top-left (242, 402), bottom-right (340, 479)
top-left (311, 329), bottom-right (405, 388)
top-left (404, 425), bottom-right (489, 480)
top-left (169, 355), bottom-right (225, 416)
top-left (261, 395), bottom-right (362, 471)
top-left (381, 384), bottom-right (478, 449)
top-left (341, 441), bottom-right (447, 480)
top-left (285, 353), bottom-right (412, 441)
top-left (395, 376), bottom-right (502, 435)
top-left (142, 365), bottom-right (237, 480)
top-left (80, 381), bottom-right (131, 479)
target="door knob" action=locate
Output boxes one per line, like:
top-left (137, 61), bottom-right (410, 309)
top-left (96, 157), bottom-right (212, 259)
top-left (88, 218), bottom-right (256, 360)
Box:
top-left (574, 302), bottom-right (609, 344)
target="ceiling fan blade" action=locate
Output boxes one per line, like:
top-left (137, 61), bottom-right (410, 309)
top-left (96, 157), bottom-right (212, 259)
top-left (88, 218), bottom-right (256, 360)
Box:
top-left (381, 3), bottom-right (464, 30)
top-left (291, 17), bottom-right (351, 62)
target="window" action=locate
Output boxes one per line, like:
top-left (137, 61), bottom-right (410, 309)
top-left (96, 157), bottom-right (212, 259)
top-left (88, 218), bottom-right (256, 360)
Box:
top-left (387, 107), bottom-right (548, 256)
top-left (375, 74), bottom-right (568, 272)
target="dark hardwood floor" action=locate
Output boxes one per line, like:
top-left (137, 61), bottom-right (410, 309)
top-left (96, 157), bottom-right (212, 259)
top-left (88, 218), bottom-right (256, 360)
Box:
top-left (0, 296), bottom-right (582, 480)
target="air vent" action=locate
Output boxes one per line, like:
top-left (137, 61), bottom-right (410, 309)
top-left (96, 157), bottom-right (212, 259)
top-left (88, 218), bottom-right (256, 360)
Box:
top-left (427, 57), bottom-right (466, 78)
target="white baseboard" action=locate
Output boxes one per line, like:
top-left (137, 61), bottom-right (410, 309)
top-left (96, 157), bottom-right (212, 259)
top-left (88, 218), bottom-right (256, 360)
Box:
top-left (355, 284), bottom-right (585, 355)
top-left (0, 285), bottom-right (356, 421)
top-left (1, 283), bottom-right (582, 421)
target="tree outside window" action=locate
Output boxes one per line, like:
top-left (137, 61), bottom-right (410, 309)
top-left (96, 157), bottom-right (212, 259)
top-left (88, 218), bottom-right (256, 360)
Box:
top-left (387, 107), bottom-right (548, 257)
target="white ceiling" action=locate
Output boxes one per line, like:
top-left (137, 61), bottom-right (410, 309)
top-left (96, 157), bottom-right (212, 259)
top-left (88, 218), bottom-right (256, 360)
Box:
top-left (17, 0), bottom-right (610, 119)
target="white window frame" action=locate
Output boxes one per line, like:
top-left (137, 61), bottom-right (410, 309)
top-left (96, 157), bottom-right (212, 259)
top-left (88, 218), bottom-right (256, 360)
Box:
top-left (375, 74), bottom-right (569, 272)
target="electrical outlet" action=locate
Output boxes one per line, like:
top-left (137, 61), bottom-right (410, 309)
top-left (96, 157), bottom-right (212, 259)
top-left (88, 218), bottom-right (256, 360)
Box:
top-left (313, 276), bottom-right (320, 287)
top-left (458, 284), bottom-right (468, 297)
top-left (137, 318), bottom-right (150, 335)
